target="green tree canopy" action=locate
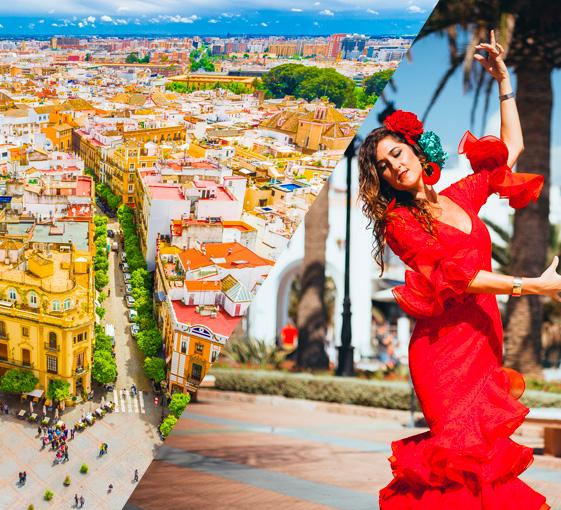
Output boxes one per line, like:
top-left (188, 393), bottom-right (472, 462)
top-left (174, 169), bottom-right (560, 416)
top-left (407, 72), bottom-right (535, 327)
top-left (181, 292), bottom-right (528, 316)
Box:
top-left (137, 329), bottom-right (163, 357)
top-left (363, 69), bottom-right (395, 97)
top-left (168, 392), bottom-right (191, 418)
top-left (159, 414), bottom-right (177, 438)
top-left (92, 351), bottom-right (117, 384)
top-left (0, 369), bottom-right (38, 393)
top-left (143, 357), bottom-right (166, 382)
top-left (47, 379), bottom-right (71, 403)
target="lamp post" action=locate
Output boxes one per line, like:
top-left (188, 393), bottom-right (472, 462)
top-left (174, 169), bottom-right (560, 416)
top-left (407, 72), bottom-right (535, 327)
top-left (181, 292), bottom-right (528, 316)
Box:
top-left (336, 136), bottom-right (360, 376)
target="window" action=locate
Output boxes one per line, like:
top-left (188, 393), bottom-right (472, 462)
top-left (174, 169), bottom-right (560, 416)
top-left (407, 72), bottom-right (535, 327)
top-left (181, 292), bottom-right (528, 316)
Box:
top-left (129, 163), bottom-right (135, 170)
top-left (195, 343), bottom-right (204, 354)
top-left (22, 348), bottom-right (31, 367)
top-left (128, 184), bottom-right (134, 193)
top-left (7, 288), bottom-right (17, 301)
top-left (211, 350), bottom-right (219, 363)
top-left (191, 363), bottom-right (202, 381)
top-left (28, 292), bottom-right (38, 308)
top-left (48, 332), bottom-right (57, 349)
top-left (22, 326), bottom-right (29, 337)
top-left (52, 300), bottom-right (61, 312)
top-left (46, 355), bottom-right (58, 374)
top-left (63, 298), bottom-right (71, 310)
top-left (180, 341), bottom-right (187, 354)
top-left (0, 321), bottom-right (6, 338)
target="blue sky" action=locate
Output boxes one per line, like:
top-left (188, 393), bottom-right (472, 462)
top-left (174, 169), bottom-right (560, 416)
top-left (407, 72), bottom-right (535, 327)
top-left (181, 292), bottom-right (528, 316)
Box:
top-left (0, 0), bottom-right (435, 36)
top-left (358, 32), bottom-right (561, 183)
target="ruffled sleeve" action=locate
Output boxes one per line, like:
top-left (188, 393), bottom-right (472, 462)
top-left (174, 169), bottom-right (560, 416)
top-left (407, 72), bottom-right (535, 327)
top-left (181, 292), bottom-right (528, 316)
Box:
top-left (458, 130), bottom-right (544, 210)
top-left (386, 213), bottom-right (482, 318)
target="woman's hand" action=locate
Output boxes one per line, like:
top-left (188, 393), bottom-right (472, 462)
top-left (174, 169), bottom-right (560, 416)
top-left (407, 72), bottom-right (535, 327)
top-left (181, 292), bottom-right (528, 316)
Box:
top-left (474, 29), bottom-right (509, 83)
top-left (534, 256), bottom-right (561, 302)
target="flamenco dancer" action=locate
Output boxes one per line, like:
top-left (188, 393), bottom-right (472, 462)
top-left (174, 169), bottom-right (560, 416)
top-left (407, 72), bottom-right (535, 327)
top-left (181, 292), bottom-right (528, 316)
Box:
top-left (358, 31), bottom-right (555, 509)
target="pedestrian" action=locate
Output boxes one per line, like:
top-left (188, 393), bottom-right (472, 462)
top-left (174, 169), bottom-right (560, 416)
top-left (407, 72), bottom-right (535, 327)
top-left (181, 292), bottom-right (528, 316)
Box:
top-left (18, 472), bottom-right (22, 485)
top-left (79, 494), bottom-right (85, 508)
top-left (74, 494), bottom-right (79, 507)
top-left (108, 483), bottom-right (113, 493)
top-left (134, 468), bottom-right (139, 482)
top-left (108, 289), bottom-right (111, 297)
top-left (99, 444), bottom-right (104, 456)
top-left (64, 449), bottom-right (69, 462)
top-left (37, 425), bottom-right (42, 436)
top-left (23, 472), bottom-right (26, 484)
top-left (71, 427), bottom-right (75, 440)
top-left (4, 403), bottom-right (8, 414)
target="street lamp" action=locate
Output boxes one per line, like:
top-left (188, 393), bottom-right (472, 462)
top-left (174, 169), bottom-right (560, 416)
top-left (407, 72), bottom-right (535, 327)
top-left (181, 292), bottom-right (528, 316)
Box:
top-left (336, 136), bottom-right (361, 377)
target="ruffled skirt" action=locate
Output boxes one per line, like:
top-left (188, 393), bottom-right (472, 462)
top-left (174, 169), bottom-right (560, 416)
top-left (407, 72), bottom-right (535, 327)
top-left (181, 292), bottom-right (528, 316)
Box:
top-left (379, 366), bottom-right (548, 509)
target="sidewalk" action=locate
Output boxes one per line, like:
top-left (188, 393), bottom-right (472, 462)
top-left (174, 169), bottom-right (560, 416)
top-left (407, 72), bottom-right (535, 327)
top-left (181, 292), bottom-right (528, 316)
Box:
top-left (125, 390), bottom-right (561, 510)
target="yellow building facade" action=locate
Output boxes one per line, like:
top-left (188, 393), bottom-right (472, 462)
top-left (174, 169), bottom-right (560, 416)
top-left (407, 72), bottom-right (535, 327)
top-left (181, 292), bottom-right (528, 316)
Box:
top-left (0, 237), bottom-right (95, 399)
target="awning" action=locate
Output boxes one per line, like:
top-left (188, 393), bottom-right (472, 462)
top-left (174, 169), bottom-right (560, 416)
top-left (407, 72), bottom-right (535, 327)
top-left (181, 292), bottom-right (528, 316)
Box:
top-left (24, 389), bottom-right (44, 399)
top-left (155, 291), bottom-right (167, 303)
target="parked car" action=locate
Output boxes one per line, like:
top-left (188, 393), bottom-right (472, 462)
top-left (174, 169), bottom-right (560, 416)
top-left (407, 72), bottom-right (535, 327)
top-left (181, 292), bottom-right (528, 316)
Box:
top-left (125, 295), bottom-right (135, 308)
top-left (130, 324), bottom-right (140, 337)
top-left (111, 242), bottom-right (118, 252)
top-left (122, 262), bottom-right (129, 273)
top-left (128, 310), bottom-right (138, 322)
top-left (123, 272), bottom-right (132, 283)
top-left (121, 251), bottom-right (127, 262)
top-left (125, 283), bottom-right (132, 294)
top-left (107, 229), bottom-right (115, 238)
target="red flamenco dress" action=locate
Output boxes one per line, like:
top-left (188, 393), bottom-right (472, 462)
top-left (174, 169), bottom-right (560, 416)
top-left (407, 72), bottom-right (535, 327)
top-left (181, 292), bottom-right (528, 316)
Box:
top-left (380, 131), bottom-right (549, 510)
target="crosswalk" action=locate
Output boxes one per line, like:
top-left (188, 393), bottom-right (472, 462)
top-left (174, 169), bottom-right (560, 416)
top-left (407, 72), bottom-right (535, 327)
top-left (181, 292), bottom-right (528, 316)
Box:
top-left (112, 389), bottom-right (146, 414)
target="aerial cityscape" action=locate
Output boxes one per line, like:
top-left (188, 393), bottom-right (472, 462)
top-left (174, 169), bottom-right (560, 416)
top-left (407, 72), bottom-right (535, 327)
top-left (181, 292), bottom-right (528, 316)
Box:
top-left (0, 31), bottom-right (409, 508)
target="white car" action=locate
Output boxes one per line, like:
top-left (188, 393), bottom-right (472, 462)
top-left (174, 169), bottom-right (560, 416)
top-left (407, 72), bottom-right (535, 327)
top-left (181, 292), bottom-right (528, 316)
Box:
top-left (130, 324), bottom-right (140, 337)
top-left (121, 251), bottom-right (127, 262)
top-left (125, 283), bottom-right (132, 294)
top-left (122, 262), bottom-right (129, 272)
top-left (125, 295), bottom-right (135, 308)
top-left (128, 309), bottom-right (138, 322)
top-left (123, 272), bottom-right (132, 283)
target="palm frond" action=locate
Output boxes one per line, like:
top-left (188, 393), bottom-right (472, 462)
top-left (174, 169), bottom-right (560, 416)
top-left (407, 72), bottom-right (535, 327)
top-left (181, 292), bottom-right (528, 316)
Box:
top-left (483, 217), bottom-right (512, 243)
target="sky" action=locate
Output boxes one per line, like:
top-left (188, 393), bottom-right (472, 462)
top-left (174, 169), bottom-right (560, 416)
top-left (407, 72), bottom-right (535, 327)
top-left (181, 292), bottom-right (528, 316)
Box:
top-left (358, 32), bottom-right (561, 184)
top-left (0, 0), bottom-right (436, 36)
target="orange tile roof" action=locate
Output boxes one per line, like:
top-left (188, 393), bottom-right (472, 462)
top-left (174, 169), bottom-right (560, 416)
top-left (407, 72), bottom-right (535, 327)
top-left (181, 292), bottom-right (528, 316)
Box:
top-left (178, 249), bottom-right (214, 271)
top-left (204, 242), bottom-right (273, 268)
top-left (184, 280), bottom-right (222, 291)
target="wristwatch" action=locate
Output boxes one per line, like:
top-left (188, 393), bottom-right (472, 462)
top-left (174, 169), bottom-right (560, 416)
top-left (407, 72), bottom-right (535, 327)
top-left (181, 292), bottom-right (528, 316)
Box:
top-left (512, 276), bottom-right (523, 297)
top-left (499, 91), bottom-right (515, 102)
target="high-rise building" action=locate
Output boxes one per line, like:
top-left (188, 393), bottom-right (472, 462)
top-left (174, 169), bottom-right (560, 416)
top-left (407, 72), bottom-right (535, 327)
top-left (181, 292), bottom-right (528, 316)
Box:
top-left (327, 33), bottom-right (346, 59)
top-left (341, 35), bottom-right (368, 59)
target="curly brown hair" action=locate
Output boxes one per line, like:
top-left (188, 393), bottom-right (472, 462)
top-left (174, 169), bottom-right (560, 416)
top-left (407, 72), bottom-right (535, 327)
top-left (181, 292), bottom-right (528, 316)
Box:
top-left (358, 127), bottom-right (437, 275)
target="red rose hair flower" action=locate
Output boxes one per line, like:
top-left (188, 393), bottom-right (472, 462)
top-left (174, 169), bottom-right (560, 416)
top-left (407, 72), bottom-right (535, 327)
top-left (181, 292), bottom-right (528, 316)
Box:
top-left (384, 110), bottom-right (424, 146)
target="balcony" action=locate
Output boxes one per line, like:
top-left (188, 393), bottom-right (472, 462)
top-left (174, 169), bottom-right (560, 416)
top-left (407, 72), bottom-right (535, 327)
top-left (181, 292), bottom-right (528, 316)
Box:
top-left (0, 357), bottom-right (34, 369)
top-left (74, 365), bottom-right (89, 376)
top-left (44, 342), bottom-right (60, 352)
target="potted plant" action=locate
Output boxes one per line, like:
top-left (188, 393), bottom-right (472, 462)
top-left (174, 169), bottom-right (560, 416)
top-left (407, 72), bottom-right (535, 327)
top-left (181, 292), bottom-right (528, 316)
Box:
top-left (63, 475), bottom-right (71, 487)
top-left (44, 489), bottom-right (54, 501)
top-left (79, 464), bottom-right (88, 474)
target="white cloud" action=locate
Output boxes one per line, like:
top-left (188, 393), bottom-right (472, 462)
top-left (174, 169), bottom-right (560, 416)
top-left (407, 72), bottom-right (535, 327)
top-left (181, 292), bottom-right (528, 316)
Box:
top-left (28, 23), bottom-right (36, 29)
top-left (367, 8), bottom-right (379, 15)
top-left (149, 14), bottom-right (199, 24)
top-left (319, 9), bottom-right (334, 16)
top-left (314, 2), bottom-right (320, 5)
top-left (48, 9), bottom-right (55, 14)
top-left (101, 15), bottom-right (113, 22)
top-left (313, 21), bottom-right (319, 26)
top-left (0, 24), bottom-right (3, 28)
top-left (51, 22), bottom-right (58, 26)
top-left (208, 19), bottom-right (219, 23)
top-left (78, 22), bottom-right (84, 27)
top-left (407, 5), bottom-right (424, 13)
top-left (115, 18), bottom-right (128, 25)
top-left (291, 8), bottom-right (303, 12)
top-left (261, 22), bottom-right (268, 27)
top-left (86, 15), bottom-right (96, 23)
top-left (39, 19), bottom-right (45, 23)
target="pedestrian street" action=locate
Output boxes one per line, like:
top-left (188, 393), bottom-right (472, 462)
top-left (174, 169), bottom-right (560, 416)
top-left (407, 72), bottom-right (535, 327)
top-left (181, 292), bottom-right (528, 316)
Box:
top-left (112, 389), bottom-right (146, 414)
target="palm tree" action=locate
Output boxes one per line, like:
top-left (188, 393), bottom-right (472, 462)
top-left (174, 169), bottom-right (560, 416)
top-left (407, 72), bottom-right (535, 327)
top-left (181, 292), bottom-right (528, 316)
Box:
top-left (296, 181), bottom-right (330, 369)
top-left (416, 0), bottom-right (561, 376)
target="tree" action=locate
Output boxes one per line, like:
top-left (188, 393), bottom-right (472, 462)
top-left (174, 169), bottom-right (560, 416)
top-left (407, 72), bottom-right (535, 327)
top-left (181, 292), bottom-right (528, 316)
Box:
top-left (168, 392), bottom-right (191, 418)
top-left (159, 415), bottom-right (177, 438)
top-left (46, 379), bottom-right (70, 404)
top-left (92, 351), bottom-right (117, 384)
top-left (137, 329), bottom-right (163, 357)
top-left (296, 182), bottom-right (330, 369)
top-left (0, 369), bottom-right (38, 393)
top-left (144, 357), bottom-right (166, 382)
top-left (417, 0), bottom-right (561, 376)
top-left (363, 69), bottom-right (395, 97)
top-left (95, 271), bottom-right (108, 291)
top-left (125, 52), bottom-right (140, 63)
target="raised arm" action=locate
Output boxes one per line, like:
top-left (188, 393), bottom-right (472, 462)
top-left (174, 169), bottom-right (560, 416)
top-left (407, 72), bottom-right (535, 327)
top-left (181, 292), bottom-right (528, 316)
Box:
top-left (467, 256), bottom-right (561, 302)
top-left (475, 30), bottom-right (524, 167)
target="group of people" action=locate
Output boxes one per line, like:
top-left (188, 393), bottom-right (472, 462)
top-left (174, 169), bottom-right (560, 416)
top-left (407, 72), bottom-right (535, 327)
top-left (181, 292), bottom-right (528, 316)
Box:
top-left (39, 423), bottom-right (72, 464)
top-left (74, 493), bottom-right (85, 508)
top-left (17, 471), bottom-right (27, 486)
top-left (99, 442), bottom-right (109, 456)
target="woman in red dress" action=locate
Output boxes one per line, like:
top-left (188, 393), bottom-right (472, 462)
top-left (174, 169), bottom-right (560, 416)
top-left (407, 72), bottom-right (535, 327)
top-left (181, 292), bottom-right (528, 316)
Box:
top-left (358, 31), bottom-right (557, 509)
